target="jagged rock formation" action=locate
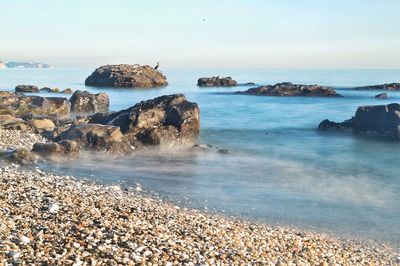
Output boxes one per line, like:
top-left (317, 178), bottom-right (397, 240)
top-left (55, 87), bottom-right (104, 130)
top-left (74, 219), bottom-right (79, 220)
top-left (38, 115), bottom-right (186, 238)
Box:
top-left (88, 94), bottom-right (200, 148)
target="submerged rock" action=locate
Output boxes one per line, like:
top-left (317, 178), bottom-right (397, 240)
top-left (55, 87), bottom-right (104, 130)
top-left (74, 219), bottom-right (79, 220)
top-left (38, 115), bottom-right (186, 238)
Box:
top-left (69, 90), bottom-right (109, 114)
top-left (197, 77), bottom-right (237, 87)
top-left (88, 94), bottom-right (200, 147)
top-left (15, 85), bottom-right (39, 93)
top-left (318, 103), bottom-right (400, 140)
top-left (236, 82), bottom-right (342, 97)
top-left (375, 93), bottom-right (388, 99)
top-left (85, 64), bottom-right (168, 88)
top-left (353, 82), bottom-right (400, 90)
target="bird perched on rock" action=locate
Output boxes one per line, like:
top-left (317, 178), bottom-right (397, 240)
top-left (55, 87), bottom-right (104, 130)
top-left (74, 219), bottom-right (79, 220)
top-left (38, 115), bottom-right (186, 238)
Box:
top-left (154, 62), bottom-right (160, 70)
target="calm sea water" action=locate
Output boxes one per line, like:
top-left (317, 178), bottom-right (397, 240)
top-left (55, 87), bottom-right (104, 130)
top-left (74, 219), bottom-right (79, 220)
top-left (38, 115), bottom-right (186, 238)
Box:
top-left (1, 68), bottom-right (400, 246)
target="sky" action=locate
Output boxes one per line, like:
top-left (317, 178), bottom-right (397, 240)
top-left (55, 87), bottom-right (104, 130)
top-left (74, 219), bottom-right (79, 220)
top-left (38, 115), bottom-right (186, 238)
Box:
top-left (1, 0), bottom-right (399, 68)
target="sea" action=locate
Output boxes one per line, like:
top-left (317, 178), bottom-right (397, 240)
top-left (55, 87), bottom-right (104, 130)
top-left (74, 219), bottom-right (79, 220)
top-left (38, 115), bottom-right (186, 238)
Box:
top-left (0, 67), bottom-right (399, 247)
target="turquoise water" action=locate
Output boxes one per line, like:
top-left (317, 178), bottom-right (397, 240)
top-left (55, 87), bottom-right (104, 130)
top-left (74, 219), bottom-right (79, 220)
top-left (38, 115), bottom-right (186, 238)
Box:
top-left (1, 68), bottom-right (400, 246)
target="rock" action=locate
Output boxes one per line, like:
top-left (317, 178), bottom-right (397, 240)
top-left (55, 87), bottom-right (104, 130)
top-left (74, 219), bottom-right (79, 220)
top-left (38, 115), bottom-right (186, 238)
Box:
top-left (69, 90), bottom-right (109, 114)
top-left (236, 82), bottom-right (342, 97)
top-left (40, 87), bottom-right (51, 92)
top-left (61, 88), bottom-right (73, 94)
top-left (88, 94), bottom-right (200, 147)
top-left (0, 114), bottom-right (30, 130)
top-left (0, 92), bottom-right (71, 118)
top-left (85, 64), bottom-right (168, 88)
top-left (375, 93), bottom-right (388, 99)
top-left (32, 140), bottom-right (79, 158)
top-left (353, 83), bottom-right (400, 90)
top-left (48, 202), bottom-right (60, 214)
top-left (28, 118), bottom-right (56, 132)
top-left (15, 85), bottom-right (39, 93)
top-left (197, 77), bottom-right (237, 87)
top-left (7, 148), bottom-right (37, 164)
top-left (55, 124), bottom-right (133, 153)
top-left (318, 103), bottom-right (400, 140)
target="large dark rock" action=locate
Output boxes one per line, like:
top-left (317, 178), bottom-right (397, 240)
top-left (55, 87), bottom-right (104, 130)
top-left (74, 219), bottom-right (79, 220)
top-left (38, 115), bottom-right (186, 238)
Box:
top-left (236, 82), bottom-right (342, 97)
top-left (353, 83), bottom-right (400, 90)
top-left (54, 123), bottom-right (133, 153)
top-left (69, 90), bottom-right (109, 114)
top-left (318, 103), bottom-right (400, 140)
top-left (15, 85), bottom-right (39, 93)
top-left (88, 94), bottom-right (200, 147)
top-left (197, 77), bottom-right (237, 87)
top-left (85, 64), bottom-right (168, 88)
top-left (0, 92), bottom-right (70, 118)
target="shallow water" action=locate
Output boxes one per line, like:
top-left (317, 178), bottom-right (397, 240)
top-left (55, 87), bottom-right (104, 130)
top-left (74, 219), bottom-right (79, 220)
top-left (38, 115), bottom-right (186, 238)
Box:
top-left (0, 68), bottom-right (399, 246)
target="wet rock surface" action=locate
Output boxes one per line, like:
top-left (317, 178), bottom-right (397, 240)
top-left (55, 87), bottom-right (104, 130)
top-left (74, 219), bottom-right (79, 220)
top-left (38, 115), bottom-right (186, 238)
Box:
top-left (236, 82), bottom-right (342, 97)
top-left (318, 103), bottom-right (400, 140)
top-left (85, 64), bottom-right (168, 88)
top-left (197, 76), bottom-right (237, 87)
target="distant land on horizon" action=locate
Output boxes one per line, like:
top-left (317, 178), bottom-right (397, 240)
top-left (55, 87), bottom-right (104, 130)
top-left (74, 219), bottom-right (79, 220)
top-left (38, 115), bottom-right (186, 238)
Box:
top-left (0, 61), bottom-right (51, 69)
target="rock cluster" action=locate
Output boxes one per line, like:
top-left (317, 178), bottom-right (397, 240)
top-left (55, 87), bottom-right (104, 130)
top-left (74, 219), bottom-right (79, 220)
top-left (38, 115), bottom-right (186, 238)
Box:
top-left (0, 164), bottom-right (398, 265)
top-left (236, 82), bottom-right (342, 97)
top-left (353, 82), bottom-right (400, 90)
top-left (318, 103), bottom-right (400, 140)
top-left (85, 64), bottom-right (168, 88)
top-left (197, 76), bottom-right (237, 87)
top-left (0, 91), bottom-right (200, 156)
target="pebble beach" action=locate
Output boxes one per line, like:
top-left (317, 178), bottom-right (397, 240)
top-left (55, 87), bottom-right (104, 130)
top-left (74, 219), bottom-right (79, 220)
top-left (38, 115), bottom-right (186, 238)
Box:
top-left (0, 128), bottom-right (399, 265)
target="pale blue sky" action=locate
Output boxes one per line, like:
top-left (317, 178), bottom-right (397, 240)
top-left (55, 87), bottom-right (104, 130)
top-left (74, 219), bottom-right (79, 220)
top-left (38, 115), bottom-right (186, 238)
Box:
top-left (1, 0), bottom-right (399, 68)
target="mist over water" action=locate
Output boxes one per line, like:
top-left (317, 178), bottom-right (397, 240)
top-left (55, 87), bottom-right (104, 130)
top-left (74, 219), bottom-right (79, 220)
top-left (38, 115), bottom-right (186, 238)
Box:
top-left (1, 68), bottom-right (400, 246)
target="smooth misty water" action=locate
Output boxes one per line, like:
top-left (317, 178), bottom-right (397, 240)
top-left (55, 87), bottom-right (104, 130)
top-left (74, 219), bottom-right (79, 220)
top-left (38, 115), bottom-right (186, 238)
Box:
top-left (1, 68), bottom-right (400, 246)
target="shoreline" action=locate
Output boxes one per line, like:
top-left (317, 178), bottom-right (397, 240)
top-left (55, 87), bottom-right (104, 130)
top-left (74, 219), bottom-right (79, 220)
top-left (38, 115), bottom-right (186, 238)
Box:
top-left (0, 128), bottom-right (399, 265)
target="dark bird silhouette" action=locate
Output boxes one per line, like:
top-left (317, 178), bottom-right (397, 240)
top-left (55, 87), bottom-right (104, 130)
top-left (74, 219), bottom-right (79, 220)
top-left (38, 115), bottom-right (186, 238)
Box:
top-left (154, 62), bottom-right (160, 70)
